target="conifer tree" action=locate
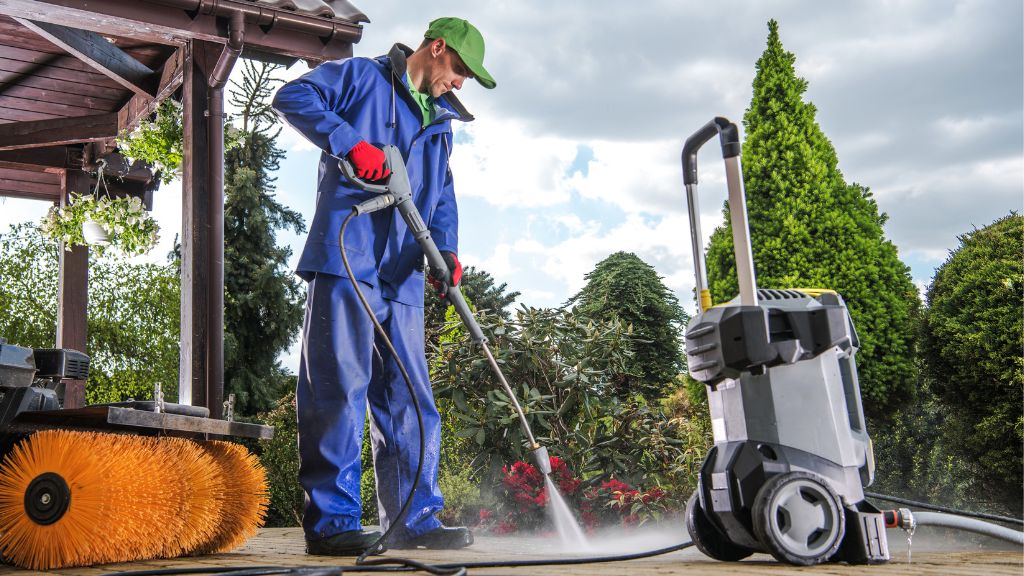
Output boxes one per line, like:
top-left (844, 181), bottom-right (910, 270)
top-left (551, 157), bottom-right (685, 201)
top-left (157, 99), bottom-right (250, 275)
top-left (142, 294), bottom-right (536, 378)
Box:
top-left (921, 213), bottom-right (1023, 511)
top-left (223, 61), bottom-right (306, 415)
top-left (566, 251), bottom-right (687, 400)
top-left (705, 20), bottom-right (919, 415)
top-left (424, 265), bottom-right (520, 345)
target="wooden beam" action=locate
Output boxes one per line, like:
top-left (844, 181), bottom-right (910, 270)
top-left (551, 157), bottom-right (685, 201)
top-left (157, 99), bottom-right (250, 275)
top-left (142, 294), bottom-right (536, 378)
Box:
top-left (0, 113), bottom-right (116, 150)
top-left (0, 146), bottom-right (79, 171)
top-left (0, 164), bottom-right (61, 200)
top-left (56, 169), bottom-right (89, 409)
top-left (14, 18), bottom-right (159, 99)
top-left (118, 47), bottom-right (184, 133)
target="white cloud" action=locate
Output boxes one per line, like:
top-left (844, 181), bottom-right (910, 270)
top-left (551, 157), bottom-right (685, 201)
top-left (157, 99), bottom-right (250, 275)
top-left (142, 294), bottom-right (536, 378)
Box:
top-left (449, 117), bottom-right (578, 208)
top-left (934, 115), bottom-right (1006, 140)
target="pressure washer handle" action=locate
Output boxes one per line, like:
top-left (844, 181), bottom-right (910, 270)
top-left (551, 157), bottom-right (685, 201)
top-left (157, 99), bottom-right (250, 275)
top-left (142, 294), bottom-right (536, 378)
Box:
top-left (681, 117), bottom-right (741, 186)
top-left (338, 146), bottom-right (403, 196)
top-left (681, 117), bottom-right (758, 310)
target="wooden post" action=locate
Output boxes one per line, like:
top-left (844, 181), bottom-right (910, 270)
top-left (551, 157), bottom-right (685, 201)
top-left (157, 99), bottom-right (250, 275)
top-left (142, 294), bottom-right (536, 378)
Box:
top-left (181, 39), bottom-right (227, 418)
top-left (56, 169), bottom-right (90, 409)
top-left (180, 40), bottom-right (211, 411)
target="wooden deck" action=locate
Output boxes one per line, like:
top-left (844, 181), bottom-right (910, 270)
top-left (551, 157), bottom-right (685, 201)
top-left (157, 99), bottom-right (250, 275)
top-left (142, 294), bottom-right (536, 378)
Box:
top-left (0, 526), bottom-right (1020, 575)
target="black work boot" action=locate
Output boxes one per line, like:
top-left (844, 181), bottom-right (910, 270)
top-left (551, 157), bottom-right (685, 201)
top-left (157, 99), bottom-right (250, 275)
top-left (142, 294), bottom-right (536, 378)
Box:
top-left (306, 530), bottom-right (386, 556)
top-left (392, 526), bottom-right (474, 550)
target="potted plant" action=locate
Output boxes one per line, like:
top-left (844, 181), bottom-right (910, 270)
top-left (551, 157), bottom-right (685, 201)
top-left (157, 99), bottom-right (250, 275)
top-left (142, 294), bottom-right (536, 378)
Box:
top-left (39, 192), bottom-right (160, 257)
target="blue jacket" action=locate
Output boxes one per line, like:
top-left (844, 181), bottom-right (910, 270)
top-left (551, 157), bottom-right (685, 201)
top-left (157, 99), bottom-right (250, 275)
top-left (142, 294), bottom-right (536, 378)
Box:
top-left (273, 44), bottom-right (473, 306)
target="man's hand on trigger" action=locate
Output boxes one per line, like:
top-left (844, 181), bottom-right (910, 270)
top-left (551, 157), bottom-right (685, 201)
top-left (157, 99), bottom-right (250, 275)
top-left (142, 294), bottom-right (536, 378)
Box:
top-left (347, 141), bottom-right (392, 181)
top-left (427, 251), bottom-right (462, 298)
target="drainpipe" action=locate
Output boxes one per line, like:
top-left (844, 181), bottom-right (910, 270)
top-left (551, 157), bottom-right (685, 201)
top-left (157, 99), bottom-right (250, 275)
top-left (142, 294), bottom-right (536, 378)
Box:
top-left (205, 9), bottom-right (243, 419)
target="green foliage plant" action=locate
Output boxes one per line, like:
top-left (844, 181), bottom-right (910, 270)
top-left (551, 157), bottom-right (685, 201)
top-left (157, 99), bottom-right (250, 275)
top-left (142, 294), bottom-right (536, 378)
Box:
top-left (705, 20), bottom-right (919, 416)
top-left (222, 60), bottom-right (306, 416)
top-left (257, 392), bottom-right (303, 526)
top-left (566, 251), bottom-right (688, 400)
top-left (116, 99), bottom-right (184, 185)
top-left (425, 265), bottom-right (520, 345)
top-left (0, 222), bottom-right (179, 404)
top-left (431, 304), bottom-right (702, 496)
top-left (921, 213), bottom-right (1023, 512)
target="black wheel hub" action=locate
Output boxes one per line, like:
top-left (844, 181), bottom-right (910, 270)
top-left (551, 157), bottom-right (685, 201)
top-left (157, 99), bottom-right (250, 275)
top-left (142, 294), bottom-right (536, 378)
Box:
top-left (24, 472), bottom-right (70, 525)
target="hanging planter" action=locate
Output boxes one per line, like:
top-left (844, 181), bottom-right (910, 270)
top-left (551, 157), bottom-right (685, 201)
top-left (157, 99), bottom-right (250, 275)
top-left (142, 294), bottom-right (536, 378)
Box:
top-left (39, 165), bottom-right (160, 257)
top-left (81, 218), bottom-right (111, 246)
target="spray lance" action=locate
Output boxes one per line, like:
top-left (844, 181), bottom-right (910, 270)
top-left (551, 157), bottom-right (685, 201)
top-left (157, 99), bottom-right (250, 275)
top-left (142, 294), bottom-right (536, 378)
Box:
top-left (340, 145), bottom-right (552, 477)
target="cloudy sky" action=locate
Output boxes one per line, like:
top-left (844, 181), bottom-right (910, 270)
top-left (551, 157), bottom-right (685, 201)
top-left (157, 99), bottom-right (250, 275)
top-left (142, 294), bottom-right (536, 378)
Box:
top-left (1, 0), bottom-right (1021, 373)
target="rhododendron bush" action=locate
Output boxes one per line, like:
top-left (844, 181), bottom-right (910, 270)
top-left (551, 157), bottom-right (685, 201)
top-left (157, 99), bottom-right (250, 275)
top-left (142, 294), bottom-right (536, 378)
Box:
top-left (477, 456), bottom-right (672, 534)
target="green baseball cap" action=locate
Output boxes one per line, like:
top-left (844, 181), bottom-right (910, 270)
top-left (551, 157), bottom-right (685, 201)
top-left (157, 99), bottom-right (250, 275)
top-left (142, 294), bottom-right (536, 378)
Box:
top-left (425, 17), bottom-right (496, 89)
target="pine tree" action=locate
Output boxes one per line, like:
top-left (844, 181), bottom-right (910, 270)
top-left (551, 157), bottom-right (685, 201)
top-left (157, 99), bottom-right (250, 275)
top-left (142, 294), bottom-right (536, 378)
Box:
top-left (705, 20), bottom-right (919, 415)
top-left (566, 251), bottom-right (687, 400)
top-left (423, 265), bottom-right (520, 346)
top-left (223, 60), bottom-right (307, 415)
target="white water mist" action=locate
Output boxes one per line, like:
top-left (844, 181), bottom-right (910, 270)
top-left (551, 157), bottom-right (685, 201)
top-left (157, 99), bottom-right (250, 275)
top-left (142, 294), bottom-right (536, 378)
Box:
top-left (544, 475), bottom-right (590, 551)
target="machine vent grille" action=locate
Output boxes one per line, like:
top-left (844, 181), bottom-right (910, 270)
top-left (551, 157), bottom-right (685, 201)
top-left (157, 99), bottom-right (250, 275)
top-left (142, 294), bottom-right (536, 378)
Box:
top-left (757, 289), bottom-right (806, 300)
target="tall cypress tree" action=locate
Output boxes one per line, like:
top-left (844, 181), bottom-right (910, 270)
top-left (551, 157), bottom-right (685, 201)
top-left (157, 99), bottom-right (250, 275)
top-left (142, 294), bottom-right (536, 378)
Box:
top-left (223, 60), bottom-right (307, 415)
top-left (705, 20), bottom-right (919, 416)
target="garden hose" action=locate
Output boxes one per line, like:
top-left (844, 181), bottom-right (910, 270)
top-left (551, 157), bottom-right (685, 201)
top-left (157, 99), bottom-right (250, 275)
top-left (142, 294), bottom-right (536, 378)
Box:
top-left (100, 538), bottom-right (696, 576)
top-left (866, 491), bottom-right (1024, 526)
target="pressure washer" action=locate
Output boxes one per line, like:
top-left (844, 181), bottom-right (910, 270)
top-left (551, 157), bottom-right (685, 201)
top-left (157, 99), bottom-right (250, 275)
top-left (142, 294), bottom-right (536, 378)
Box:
top-left (680, 117), bottom-right (888, 565)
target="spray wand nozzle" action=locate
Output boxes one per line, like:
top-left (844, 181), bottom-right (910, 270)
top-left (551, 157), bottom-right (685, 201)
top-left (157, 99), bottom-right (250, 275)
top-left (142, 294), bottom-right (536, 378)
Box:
top-left (531, 444), bottom-right (552, 476)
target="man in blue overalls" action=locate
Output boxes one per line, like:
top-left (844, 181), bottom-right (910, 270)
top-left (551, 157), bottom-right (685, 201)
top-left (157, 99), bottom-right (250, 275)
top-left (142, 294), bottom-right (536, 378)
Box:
top-left (272, 17), bottom-right (495, 556)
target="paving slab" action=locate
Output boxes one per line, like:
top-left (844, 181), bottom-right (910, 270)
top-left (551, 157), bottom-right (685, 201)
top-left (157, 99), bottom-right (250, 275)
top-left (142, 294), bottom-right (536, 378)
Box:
top-left (0, 525), bottom-right (1019, 575)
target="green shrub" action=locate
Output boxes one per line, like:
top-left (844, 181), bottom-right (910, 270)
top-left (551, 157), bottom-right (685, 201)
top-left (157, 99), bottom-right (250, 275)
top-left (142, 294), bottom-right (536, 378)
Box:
top-left (437, 463), bottom-right (481, 526)
top-left (257, 392), bottom-right (302, 527)
top-left (360, 420), bottom-right (378, 524)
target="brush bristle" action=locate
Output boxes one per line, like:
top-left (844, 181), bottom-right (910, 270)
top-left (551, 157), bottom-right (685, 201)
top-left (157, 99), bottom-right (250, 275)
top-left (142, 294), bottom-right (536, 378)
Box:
top-left (158, 437), bottom-right (225, 557)
top-left (0, 431), bottom-right (270, 569)
top-left (196, 441), bottom-right (269, 553)
top-left (102, 434), bottom-right (183, 563)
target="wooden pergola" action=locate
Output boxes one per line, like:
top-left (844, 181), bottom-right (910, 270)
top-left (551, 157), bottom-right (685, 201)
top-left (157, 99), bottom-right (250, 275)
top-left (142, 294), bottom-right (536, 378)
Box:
top-left (0, 0), bottom-right (365, 416)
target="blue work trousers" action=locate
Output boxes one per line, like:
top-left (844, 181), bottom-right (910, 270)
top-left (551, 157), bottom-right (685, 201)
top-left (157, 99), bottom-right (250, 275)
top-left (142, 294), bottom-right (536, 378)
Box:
top-left (296, 272), bottom-right (444, 540)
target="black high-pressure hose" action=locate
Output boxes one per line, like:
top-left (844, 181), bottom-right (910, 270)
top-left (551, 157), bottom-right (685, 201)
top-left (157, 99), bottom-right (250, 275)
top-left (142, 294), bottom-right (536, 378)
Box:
top-left (335, 210), bottom-right (429, 565)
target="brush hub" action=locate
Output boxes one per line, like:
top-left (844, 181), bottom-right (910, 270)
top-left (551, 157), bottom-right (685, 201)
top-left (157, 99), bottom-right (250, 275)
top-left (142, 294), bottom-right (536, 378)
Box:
top-left (24, 473), bottom-right (70, 526)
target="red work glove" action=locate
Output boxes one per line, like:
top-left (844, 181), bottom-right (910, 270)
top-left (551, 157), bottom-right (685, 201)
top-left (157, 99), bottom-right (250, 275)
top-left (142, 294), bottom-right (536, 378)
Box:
top-left (347, 140), bottom-right (391, 181)
top-left (427, 251), bottom-right (462, 298)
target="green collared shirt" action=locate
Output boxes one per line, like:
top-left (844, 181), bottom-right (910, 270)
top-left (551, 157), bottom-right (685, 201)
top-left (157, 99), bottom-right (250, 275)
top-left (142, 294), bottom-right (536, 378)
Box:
top-left (405, 74), bottom-right (435, 127)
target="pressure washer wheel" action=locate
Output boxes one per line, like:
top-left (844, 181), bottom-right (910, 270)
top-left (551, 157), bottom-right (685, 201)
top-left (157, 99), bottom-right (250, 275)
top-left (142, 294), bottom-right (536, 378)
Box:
top-left (752, 471), bottom-right (845, 565)
top-left (686, 491), bottom-right (753, 561)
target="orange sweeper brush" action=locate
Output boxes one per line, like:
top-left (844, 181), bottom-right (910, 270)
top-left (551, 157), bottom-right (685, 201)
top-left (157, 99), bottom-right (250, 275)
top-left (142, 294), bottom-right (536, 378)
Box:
top-left (197, 440), bottom-right (269, 554)
top-left (0, 430), bottom-right (269, 570)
